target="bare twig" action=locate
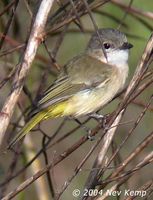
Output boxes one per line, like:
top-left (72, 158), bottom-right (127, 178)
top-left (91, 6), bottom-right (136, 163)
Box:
top-left (0, 0), bottom-right (56, 148)
top-left (97, 151), bottom-right (153, 200)
top-left (0, 0), bottom-right (19, 50)
top-left (124, 180), bottom-right (153, 200)
top-left (112, 0), bottom-right (153, 20)
top-left (97, 95), bottom-right (153, 183)
top-left (83, 111), bottom-right (124, 196)
top-left (0, 0), bottom-right (16, 17)
top-left (99, 130), bottom-right (153, 187)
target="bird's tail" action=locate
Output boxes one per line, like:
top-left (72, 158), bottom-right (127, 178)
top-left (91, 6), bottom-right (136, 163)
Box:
top-left (8, 101), bottom-right (68, 149)
top-left (8, 112), bottom-right (45, 149)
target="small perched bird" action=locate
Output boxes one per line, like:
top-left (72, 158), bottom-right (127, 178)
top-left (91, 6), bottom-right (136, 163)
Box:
top-left (9, 28), bottom-right (133, 148)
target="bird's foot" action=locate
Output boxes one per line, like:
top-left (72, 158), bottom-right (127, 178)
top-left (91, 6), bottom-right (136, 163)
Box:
top-left (87, 129), bottom-right (95, 141)
top-left (73, 118), bottom-right (95, 140)
top-left (89, 113), bottom-right (108, 129)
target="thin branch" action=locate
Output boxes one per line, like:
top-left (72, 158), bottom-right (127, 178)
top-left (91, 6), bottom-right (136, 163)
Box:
top-left (97, 152), bottom-right (153, 200)
top-left (112, 0), bottom-right (153, 20)
top-left (83, 111), bottom-right (124, 198)
top-left (124, 180), bottom-right (153, 200)
top-left (0, 0), bottom-right (56, 148)
top-left (0, 0), bottom-right (16, 17)
top-left (0, 0), bottom-right (19, 50)
top-left (98, 95), bottom-right (153, 183)
top-left (1, 122), bottom-right (103, 199)
top-left (101, 131), bottom-right (153, 186)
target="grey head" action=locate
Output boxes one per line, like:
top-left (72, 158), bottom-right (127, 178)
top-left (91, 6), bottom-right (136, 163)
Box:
top-left (86, 28), bottom-right (133, 66)
top-left (87, 28), bottom-right (133, 51)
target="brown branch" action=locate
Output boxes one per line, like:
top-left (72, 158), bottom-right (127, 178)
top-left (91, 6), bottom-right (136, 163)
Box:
top-left (97, 95), bottom-right (153, 185)
top-left (82, 0), bottom-right (107, 61)
top-left (124, 180), bottom-right (153, 200)
top-left (83, 111), bottom-right (124, 195)
top-left (117, 0), bottom-right (133, 29)
top-left (0, 44), bottom-right (25, 57)
top-left (112, 0), bottom-right (153, 20)
top-left (99, 130), bottom-right (153, 186)
top-left (45, 0), bottom-right (111, 34)
top-left (0, 0), bottom-right (56, 148)
top-left (0, 0), bottom-right (16, 17)
top-left (1, 121), bottom-right (104, 199)
top-left (97, 151), bottom-right (153, 200)
top-left (0, 0), bottom-right (19, 50)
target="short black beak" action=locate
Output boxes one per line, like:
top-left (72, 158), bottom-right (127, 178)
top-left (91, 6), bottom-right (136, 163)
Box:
top-left (120, 42), bottom-right (133, 50)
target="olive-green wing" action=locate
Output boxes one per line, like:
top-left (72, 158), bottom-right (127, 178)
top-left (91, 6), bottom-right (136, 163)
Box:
top-left (37, 78), bottom-right (86, 109)
top-left (34, 54), bottom-right (113, 112)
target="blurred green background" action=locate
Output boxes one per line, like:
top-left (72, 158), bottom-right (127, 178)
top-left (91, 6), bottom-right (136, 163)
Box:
top-left (0, 0), bottom-right (153, 199)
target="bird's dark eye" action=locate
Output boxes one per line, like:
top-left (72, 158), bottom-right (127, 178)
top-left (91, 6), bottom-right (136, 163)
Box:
top-left (103, 43), bottom-right (111, 49)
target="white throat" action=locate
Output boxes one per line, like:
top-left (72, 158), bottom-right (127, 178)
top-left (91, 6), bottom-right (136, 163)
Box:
top-left (87, 49), bottom-right (129, 69)
top-left (107, 49), bottom-right (129, 68)
top-left (87, 49), bottom-right (129, 86)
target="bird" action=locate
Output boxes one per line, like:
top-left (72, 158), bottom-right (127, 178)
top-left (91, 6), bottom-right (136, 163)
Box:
top-left (8, 28), bottom-right (133, 148)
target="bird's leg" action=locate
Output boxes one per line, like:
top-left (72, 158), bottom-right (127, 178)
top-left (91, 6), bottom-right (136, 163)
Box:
top-left (68, 116), bottom-right (89, 132)
top-left (88, 113), bottom-right (107, 128)
top-left (74, 119), bottom-right (90, 133)
top-left (89, 113), bottom-right (104, 121)
top-left (73, 118), bottom-right (94, 141)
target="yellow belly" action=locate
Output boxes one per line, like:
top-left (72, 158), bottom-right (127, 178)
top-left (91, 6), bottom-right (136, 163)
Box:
top-left (63, 82), bottom-right (120, 117)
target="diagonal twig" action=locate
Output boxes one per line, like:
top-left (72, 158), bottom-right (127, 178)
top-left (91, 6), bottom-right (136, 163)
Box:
top-left (0, 0), bottom-right (56, 148)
